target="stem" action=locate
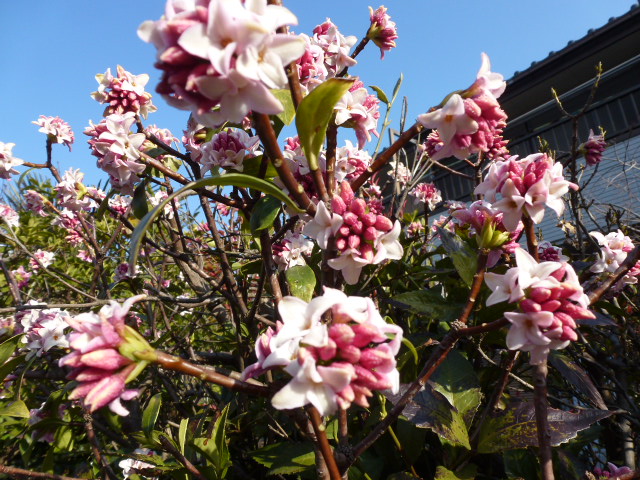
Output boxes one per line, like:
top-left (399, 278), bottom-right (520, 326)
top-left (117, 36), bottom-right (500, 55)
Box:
top-left (154, 351), bottom-right (269, 397)
top-left (522, 216), bottom-right (539, 261)
top-left (337, 36), bottom-right (370, 78)
top-left (307, 406), bottom-right (342, 480)
top-left (326, 122), bottom-right (339, 198)
top-left (159, 435), bottom-right (208, 480)
top-left (459, 252), bottom-right (487, 324)
top-left (0, 466), bottom-right (84, 480)
top-left (351, 123), bottom-right (423, 191)
top-left (252, 113), bottom-right (315, 215)
top-left (260, 230), bottom-right (283, 303)
top-left (533, 359), bottom-right (554, 480)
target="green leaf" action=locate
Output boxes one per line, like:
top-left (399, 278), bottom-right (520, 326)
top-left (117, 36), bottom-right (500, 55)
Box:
top-left (250, 196), bottom-right (282, 233)
top-left (193, 405), bottom-right (231, 478)
top-left (386, 384), bottom-right (471, 449)
top-left (142, 393), bottom-right (162, 438)
top-left (503, 449), bottom-right (540, 479)
top-left (434, 465), bottom-right (477, 480)
top-left (549, 353), bottom-right (607, 410)
top-left (0, 334), bottom-right (23, 366)
top-left (436, 227), bottom-right (477, 286)
top-left (285, 265), bottom-right (316, 302)
top-left (0, 399), bottom-right (30, 418)
top-left (392, 73), bottom-right (404, 101)
top-left (178, 418), bottom-right (188, 455)
top-left (392, 290), bottom-right (463, 322)
top-left (296, 77), bottom-right (354, 171)
top-left (250, 442), bottom-right (315, 475)
top-left (431, 351), bottom-right (482, 427)
top-left (241, 155), bottom-right (278, 178)
top-left (0, 354), bottom-right (26, 384)
top-left (370, 85), bottom-right (389, 104)
top-left (477, 402), bottom-right (613, 454)
top-left (132, 182), bottom-right (150, 220)
top-left (95, 190), bottom-right (117, 220)
top-left (272, 89), bottom-right (296, 126)
top-left (128, 174), bottom-right (303, 270)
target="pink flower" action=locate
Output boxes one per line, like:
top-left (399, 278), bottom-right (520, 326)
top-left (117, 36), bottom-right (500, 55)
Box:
top-left (77, 250), bottom-right (94, 263)
top-left (11, 266), bottom-right (31, 289)
top-left (199, 129), bottom-right (259, 173)
top-left (367, 6), bottom-right (398, 59)
top-left (0, 203), bottom-right (20, 228)
top-left (303, 200), bottom-right (343, 250)
top-left (335, 141), bottom-right (372, 183)
top-left (406, 221), bottom-right (424, 237)
top-left (593, 462), bottom-right (633, 479)
top-left (590, 230), bottom-right (638, 288)
top-left (55, 169), bottom-right (97, 212)
top-left (0, 142), bottom-right (23, 179)
top-left (335, 80), bottom-right (380, 148)
top-left (30, 250), bottom-right (55, 271)
top-left (245, 288), bottom-right (402, 415)
top-left (580, 129), bottom-right (606, 166)
top-left (538, 241), bottom-right (568, 262)
top-left (32, 116), bottom-right (75, 151)
top-left (92, 65), bottom-right (157, 119)
top-left (312, 19), bottom-right (357, 76)
top-left (410, 183), bottom-right (442, 210)
top-left (24, 190), bottom-right (48, 217)
top-left (139, 0), bottom-right (305, 125)
top-left (108, 195), bottom-right (132, 217)
top-left (21, 309), bottom-right (70, 358)
top-left (59, 296), bottom-right (150, 416)
top-left (273, 231), bottom-right (314, 271)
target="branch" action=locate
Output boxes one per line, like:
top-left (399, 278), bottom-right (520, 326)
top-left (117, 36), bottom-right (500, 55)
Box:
top-left (0, 465), bottom-right (84, 480)
top-left (307, 406), bottom-right (342, 480)
top-left (534, 360), bottom-right (555, 480)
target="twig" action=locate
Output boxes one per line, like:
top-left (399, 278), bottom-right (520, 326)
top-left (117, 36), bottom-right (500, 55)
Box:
top-left (522, 216), bottom-right (540, 261)
top-left (0, 465), bottom-right (84, 480)
top-left (307, 406), bottom-right (342, 480)
top-left (533, 360), bottom-right (554, 480)
top-left (158, 435), bottom-right (208, 480)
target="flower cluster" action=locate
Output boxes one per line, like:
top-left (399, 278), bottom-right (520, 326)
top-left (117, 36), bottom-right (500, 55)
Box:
top-left (0, 203), bottom-right (20, 228)
top-left (59, 296), bottom-right (151, 416)
top-left (120, 449), bottom-right (158, 480)
top-left (273, 231), bottom-right (314, 271)
top-left (485, 248), bottom-right (594, 364)
top-left (590, 230), bottom-right (639, 288)
top-left (138, 0), bottom-right (305, 125)
top-left (55, 169), bottom-right (98, 212)
top-left (591, 463), bottom-right (632, 479)
top-left (335, 140), bottom-right (372, 183)
top-left (419, 53), bottom-right (508, 161)
top-left (18, 306), bottom-right (69, 358)
top-left (410, 182), bottom-right (442, 211)
top-left (335, 79), bottom-right (380, 148)
top-left (304, 182), bottom-right (402, 284)
top-left (92, 65), bottom-right (157, 118)
top-left (0, 142), bottom-right (23, 179)
top-left (475, 153), bottom-right (578, 231)
top-left (198, 129), bottom-right (259, 173)
top-left (538, 241), bottom-right (568, 262)
top-left (52, 209), bottom-right (85, 246)
top-left (580, 129), bottom-right (606, 166)
top-left (85, 112), bottom-right (147, 194)
top-left (24, 190), bottom-right (48, 217)
top-left (32, 116), bottom-right (75, 150)
top-left (308, 19), bottom-right (357, 79)
top-left (367, 6), bottom-right (398, 59)
top-left (243, 288), bottom-right (402, 415)
top-left (11, 266), bottom-right (31, 289)
top-left (29, 250), bottom-right (55, 271)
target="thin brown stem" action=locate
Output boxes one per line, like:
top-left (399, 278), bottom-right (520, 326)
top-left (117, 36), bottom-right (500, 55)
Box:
top-left (307, 406), bottom-right (342, 480)
top-left (326, 122), bottom-right (339, 198)
top-left (158, 435), bottom-right (208, 480)
top-left (260, 230), bottom-right (283, 303)
top-left (533, 360), bottom-right (555, 480)
top-left (154, 351), bottom-right (269, 396)
top-left (0, 465), bottom-right (85, 480)
top-left (337, 36), bottom-right (370, 77)
top-left (459, 252), bottom-right (487, 324)
top-left (351, 123), bottom-right (423, 191)
top-left (522, 216), bottom-right (540, 261)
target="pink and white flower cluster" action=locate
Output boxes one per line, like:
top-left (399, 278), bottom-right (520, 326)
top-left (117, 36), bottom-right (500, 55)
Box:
top-left (198, 129), bottom-right (259, 173)
top-left (52, 209), bottom-right (85, 246)
top-left (419, 53), bottom-right (508, 162)
top-left (85, 112), bottom-right (147, 194)
top-left (273, 231), bottom-right (313, 271)
top-left (304, 182), bottom-right (402, 284)
top-left (485, 248), bottom-right (594, 364)
top-left (580, 129), bottom-right (606, 166)
top-left (592, 463), bottom-right (633, 479)
top-left (335, 140), bottom-right (372, 183)
top-left (29, 250), bottom-right (56, 271)
top-left (119, 449), bottom-right (158, 480)
top-left (367, 6), bottom-right (398, 59)
top-left (32, 116), bottom-right (75, 151)
top-left (59, 296), bottom-right (148, 416)
top-left (55, 169), bottom-right (98, 212)
top-left (590, 230), bottom-right (639, 288)
top-left (0, 203), bottom-right (20, 228)
top-left (18, 307), bottom-right (70, 358)
top-left (24, 190), bottom-right (48, 217)
top-left (538, 241), bottom-right (569, 263)
top-left (11, 266), bottom-right (31, 289)
top-left (304, 19), bottom-right (357, 83)
top-left (243, 288), bottom-right (402, 415)
top-left (92, 65), bottom-right (157, 119)
top-left (0, 142), bottom-right (23, 179)
top-left (335, 79), bottom-right (380, 148)
top-left (410, 182), bottom-right (442, 211)
top-left (138, 0), bottom-right (305, 125)
top-left (475, 153), bottom-right (578, 231)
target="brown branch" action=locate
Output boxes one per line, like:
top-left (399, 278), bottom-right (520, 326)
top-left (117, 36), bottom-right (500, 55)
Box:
top-left (0, 465), bottom-right (85, 480)
top-left (307, 406), bottom-right (342, 480)
top-left (336, 36), bottom-right (370, 78)
top-left (83, 412), bottom-right (119, 480)
top-left (588, 245), bottom-right (640, 304)
top-left (260, 230), bottom-right (283, 303)
top-left (534, 360), bottom-right (555, 480)
top-left (154, 350), bottom-right (269, 397)
top-left (325, 122), bottom-right (339, 198)
top-left (522, 216), bottom-right (540, 261)
top-left (158, 435), bottom-right (208, 480)
top-left (351, 122), bottom-right (423, 191)
top-left (430, 158), bottom-right (473, 180)
top-left (458, 252), bottom-right (488, 324)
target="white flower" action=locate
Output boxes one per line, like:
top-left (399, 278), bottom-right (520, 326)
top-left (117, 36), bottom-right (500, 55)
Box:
top-left (303, 201), bottom-right (343, 250)
top-left (0, 142), bottom-right (23, 179)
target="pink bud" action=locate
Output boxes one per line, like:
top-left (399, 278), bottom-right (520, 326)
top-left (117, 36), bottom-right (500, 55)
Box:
top-left (351, 323), bottom-right (379, 347)
top-left (329, 324), bottom-right (355, 345)
top-left (336, 238), bottom-right (347, 251)
top-left (363, 227), bottom-right (378, 241)
top-left (343, 212), bottom-right (358, 226)
top-left (375, 215), bottom-right (393, 232)
top-left (80, 349), bottom-right (130, 370)
top-left (332, 196), bottom-right (347, 215)
top-left (351, 220), bottom-right (364, 235)
top-left (561, 326), bottom-right (578, 341)
top-left (555, 312), bottom-right (577, 329)
top-left (349, 199), bottom-right (367, 216)
top-left (348, 235), bottom-right (361, 249)
top-left (359, 348), bottom-right (393, 370)
top-left (351, 384), bottom-right (373, 408)
top-left (523, 172), bottom-right (537, 189)
top-left (84, 375), bottom-right (126, 412)
top-left (360, 244), bottom-right (374, 262)
top-left (520, 299), bottom-right (541, 313)
top-left (338, 226), bottom-right (351, 237)
top-left (362, 213), bottom-right (377, 227)
top-left (340, 181), bottom-right (355, 204)
top-left (530, 287), bottom-right (552, 303)
top-left (540, 300), bottom-right (561, 312)
top-left (550, 265), bottom-right (566, 281)
top-left (339, 344), bottom-right (361, 363)
top-left (354, 365), bottom-right (379, 389)
top-left (318, 339), bottom-right (337, 361)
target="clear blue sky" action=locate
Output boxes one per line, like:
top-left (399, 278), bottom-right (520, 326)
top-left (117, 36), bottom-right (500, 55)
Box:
top-left (1, 1), bottom-right (637, 188)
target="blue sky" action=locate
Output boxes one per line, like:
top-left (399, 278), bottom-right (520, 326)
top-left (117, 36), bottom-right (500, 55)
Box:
top-left (0, 0), bottom-right (637, 189)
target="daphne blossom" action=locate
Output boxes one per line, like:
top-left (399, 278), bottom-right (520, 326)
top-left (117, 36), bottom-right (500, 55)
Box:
top-left (0, 203), bottom-right (20, 228)
top-left (30, 250), bottom-right (55, 271)
top-left (199, 129), bottom-right (259, 173)
top-left (580, 129), bottom-right (606, 166)
top-left (590, 230), bottom-right (639, 288)
top-left (0, 142), bottom-right (23, 179)
top-left (21, 308), bottom-right (70, 358)
top-left (244, 288), bottom-right (402, 415)
top-left (92, 65), bottom-right (157, 119)
top-left (367, 6), bottom-right (398, 58)
top-left (410, 183), bottom-right (442, 210)
top-left (273, 231), bottom-right (314, 270)
top-left (119, 449), bottom-right (158, 480)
